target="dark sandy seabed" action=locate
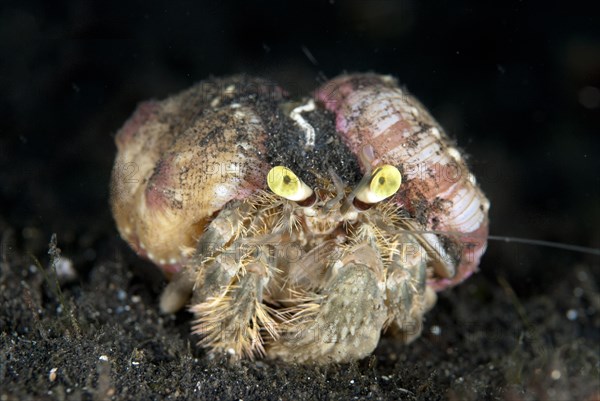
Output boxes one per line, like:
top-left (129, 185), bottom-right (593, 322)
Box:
top-left (1, 1), bottom-right (599, 400)
top-left (1, 232), bottom-right (599, 400)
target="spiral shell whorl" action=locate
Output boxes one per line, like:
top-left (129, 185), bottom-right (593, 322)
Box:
top-left (110, 76), bottom-right (279, 274)
top-left (316, 74), bottom-right (490, 290)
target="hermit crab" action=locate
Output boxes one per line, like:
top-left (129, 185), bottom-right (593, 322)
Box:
top-left (110, 74), bottom-right (489, 363)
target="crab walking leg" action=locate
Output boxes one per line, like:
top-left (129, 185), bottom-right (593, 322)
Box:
top-left (190, 263), bottom-right (278, 359)
top-left (159, 268), bottom-right (196, 313)
top-left (385, 234), bottom-right (437, 343)
top-left (159, 204), bottom-right (249, 313)
top-left (269, 245), bottom-right (387, 363)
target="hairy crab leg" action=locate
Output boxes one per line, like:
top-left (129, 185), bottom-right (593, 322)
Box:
top-left (384, 233), bottom-right (437, 343)
top-left (190, 263), bottom-right (277, 359)
top-left (269, 244), bottom-right (387, 363)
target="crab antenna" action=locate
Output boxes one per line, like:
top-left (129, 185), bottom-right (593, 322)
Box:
top-left (400, 228), bottom-right (600, 256)
top-left (487, 235), bottom-right (600, 256)
top-left (340, 145), bottom-right (376, 215)
top-left (323, 168), bottom-right (346, 212)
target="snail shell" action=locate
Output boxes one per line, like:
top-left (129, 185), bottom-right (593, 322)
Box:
top-left (110, 76), bottom-right (284, 274)
top-left (315, 74), bottom-right (489, 290)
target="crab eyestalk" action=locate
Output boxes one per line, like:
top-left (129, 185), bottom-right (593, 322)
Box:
top-left (341, 165), bottom-right (402, 213)
top-left (267, 166), bottom-right (316, 206)
top-left (354, 165), bottom-right (402, 204)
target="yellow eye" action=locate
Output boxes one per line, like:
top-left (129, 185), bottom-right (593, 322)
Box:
top-left (267, 166), bottom-right (314, 202)
top-left (370, 165), bottom-right (402, 199)
top-left (355, 165), bottom-right (402, 204)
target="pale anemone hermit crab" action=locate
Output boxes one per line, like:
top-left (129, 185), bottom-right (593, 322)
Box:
top-left (110, 73), bottom-right (490, 363)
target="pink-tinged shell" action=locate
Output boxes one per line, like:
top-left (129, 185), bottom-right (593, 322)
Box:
top-left (315, 74), bottom-right (490, 290)
top-left (110, 76), bottom-right (280, 275)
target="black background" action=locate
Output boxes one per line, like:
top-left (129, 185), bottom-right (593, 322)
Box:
top-left (1, 1), bottom-right (599, 400)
